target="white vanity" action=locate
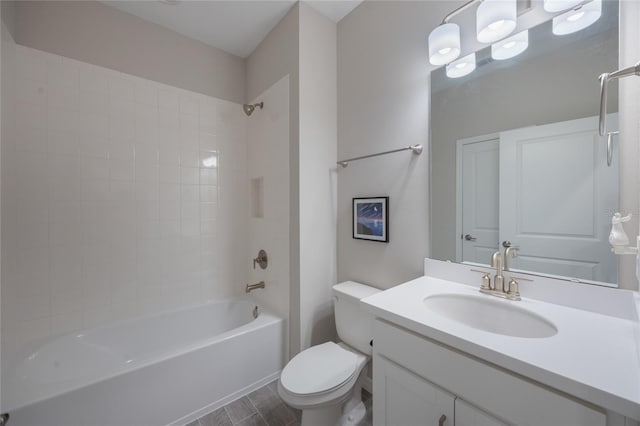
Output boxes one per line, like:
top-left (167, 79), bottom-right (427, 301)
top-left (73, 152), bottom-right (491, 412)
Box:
top-left (362, 259), bottom-right (640, 426)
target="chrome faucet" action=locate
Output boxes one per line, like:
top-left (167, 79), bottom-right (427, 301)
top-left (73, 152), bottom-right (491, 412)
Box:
top-left (491, 251), bottom-right (505, 293)
top-left (470, 250), bottom-right (531, 301)
top-left (245, 281), bottom-right (265, 293)
top-left (504, 246), bottom-right (519, 271)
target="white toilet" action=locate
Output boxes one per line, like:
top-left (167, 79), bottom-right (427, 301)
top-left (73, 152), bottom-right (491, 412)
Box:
top-left (278, 281), bottom-right (381, 426)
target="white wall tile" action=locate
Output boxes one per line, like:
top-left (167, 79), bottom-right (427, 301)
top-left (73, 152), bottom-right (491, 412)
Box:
top-left (4, 46), bottom-right (243, 357)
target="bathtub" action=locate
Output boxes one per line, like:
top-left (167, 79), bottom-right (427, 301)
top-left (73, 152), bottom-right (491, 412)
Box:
top-left (4, 300), bottom-right (285, 426)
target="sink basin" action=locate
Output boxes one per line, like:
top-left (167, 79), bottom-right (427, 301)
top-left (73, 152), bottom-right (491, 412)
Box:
top-left (423, 293), bottom-right (557, 338)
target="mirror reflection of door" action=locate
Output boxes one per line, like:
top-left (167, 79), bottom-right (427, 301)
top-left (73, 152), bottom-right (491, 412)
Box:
top-left (456, 136), bottom-right (499, 264)
top-left (457, 115), bottom-right (618, 284)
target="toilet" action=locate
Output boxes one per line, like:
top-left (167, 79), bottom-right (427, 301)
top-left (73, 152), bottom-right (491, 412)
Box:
top-left (278, 281), bottom-right (381, 426)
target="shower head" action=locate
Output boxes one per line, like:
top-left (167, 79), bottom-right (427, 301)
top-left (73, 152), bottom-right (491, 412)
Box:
top-left (243, 102), bottom-right (263, 117)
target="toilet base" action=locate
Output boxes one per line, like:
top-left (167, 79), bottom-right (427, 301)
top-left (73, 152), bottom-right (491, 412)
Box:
top-left (300, 369), bottom-right (367, 426)
top-left (340, 401), bottom-right (366, 426)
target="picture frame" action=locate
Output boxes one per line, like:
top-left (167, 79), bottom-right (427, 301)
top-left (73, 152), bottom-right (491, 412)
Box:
top-left (352, 197), bottom-right (389, 242)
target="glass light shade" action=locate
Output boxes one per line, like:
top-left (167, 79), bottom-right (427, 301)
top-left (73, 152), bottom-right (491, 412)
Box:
top-left (429, 23), bottom-right (461, 65)
top-left (543, 0), bottom-right (583, 12)
top-left (446, 53), bottom-right (476, 78)
top-left (552, 0), bottom-right (601, 35)
top-left (491, 30), bottom-right (528, 60)
top-left (476, 0), bottom-right (517, 43)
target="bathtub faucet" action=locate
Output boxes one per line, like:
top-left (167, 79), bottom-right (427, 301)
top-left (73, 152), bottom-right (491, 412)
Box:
top-left (245, 281), bottom-right (265, 293)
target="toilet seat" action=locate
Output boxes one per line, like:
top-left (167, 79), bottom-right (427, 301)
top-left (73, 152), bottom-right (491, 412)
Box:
top-left (278, 342), bottom-right (369, 410)
top-left (280, 342), bottom-right (358, 397)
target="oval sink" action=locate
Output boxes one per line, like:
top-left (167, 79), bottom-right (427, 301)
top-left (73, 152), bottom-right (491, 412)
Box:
top-left (423, 293), bottom-right (557, 338)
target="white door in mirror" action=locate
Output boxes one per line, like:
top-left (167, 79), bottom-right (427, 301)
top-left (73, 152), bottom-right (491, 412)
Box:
top-left (500, 114), bottom-right (618, 283)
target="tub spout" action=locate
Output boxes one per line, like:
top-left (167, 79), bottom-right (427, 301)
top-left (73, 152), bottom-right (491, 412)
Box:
top-left (245, 281), bottom-right (265, 293)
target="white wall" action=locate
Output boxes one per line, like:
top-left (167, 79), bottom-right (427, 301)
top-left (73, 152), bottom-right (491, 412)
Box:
top-left (246, 75), bottom-right (290, 355)
top-left (0, 1), bottom-right (15, 412)
top-left (12, 1), bottom-right (245, 104)
top-left (246, 2), bottom-right (338, 354)
top-left (298, 2), bottom-right (337, 349)
top-left (618, 0), bottom-right (640, 291)
top-left (337, 1), bottom-right (446, 288)
top-left (1, 45), bottom-right (248, 361)
top-left (246, 3), bottom-right (300, 356)
top-left (337, 0), bottom-right (640, 291)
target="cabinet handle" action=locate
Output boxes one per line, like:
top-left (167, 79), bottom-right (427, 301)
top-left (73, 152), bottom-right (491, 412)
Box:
top-left (438, 414), bottom-right (446, 426)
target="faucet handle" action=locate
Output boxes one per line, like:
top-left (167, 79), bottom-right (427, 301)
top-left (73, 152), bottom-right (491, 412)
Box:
top-left (507, 275), bottom-right (532, 299)
top-left (470, 269), bottom-right (492, 290)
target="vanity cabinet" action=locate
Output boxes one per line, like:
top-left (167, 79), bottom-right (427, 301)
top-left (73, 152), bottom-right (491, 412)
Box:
top-left (372, 319), bottom-right (607, 426)
top-left (376, 355), bottom-right (506, 426)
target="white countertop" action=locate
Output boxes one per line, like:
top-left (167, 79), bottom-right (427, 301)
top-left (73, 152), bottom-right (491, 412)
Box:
top-left (361, 275), bottom-right (640, 420)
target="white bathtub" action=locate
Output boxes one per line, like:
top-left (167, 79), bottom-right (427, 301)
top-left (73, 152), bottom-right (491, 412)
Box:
top-left (4, 300), bottom-right (285, 426)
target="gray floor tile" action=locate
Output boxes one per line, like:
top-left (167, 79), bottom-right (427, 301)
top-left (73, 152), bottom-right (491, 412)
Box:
top-left (247, 386), bottom-right (280, 411)
top-left (236, 412), bottom-right (268, 426)
top-left (258, 401), bottom-right (297, 426)
top-left (185, 422), bottom-right (199, 426)
top-left (266, 379), bottom-right (279, 395)
top-left (247, 386), bottom-right (296, 426)
top-left (194, 381), bottom-right (372, 426)
top-left (199, 407), bottom-right (233, 426)
top-left (224, 396), bottom-right (258, 424)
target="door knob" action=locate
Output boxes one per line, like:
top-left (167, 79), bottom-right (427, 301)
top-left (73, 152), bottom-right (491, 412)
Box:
top-left (464, 234), bottom-right (477, 241)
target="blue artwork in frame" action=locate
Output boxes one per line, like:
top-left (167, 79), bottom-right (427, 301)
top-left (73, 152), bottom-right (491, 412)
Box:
top-left (352, 197), bottom-right (389, 242)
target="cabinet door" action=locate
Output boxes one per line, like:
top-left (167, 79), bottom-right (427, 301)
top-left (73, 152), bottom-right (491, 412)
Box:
top-left (455, 399), bottom-right (509, 426)
top-left (374, 354), bottom-right (454, 426)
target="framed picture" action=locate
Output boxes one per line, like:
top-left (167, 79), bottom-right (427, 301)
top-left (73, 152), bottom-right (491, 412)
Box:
top-left (353, 197), bottom-right (389, 242)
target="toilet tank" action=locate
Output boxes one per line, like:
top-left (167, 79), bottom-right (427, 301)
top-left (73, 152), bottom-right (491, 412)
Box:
top-left (333, 281), bottom-right (381, 355)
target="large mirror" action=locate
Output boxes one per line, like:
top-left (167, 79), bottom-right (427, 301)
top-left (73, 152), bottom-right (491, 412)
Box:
top-left (430, 0), bottom-right (619, 286)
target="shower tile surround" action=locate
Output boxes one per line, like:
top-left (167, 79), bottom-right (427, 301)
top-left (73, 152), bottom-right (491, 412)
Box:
top-left (1, 44), bottom-right (248, 359)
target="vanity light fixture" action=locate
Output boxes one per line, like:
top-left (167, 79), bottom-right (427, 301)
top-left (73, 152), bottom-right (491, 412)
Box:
top-left (543, 0), bottom-right (583, 13)
top-left (446, 53), bottom-right (476, 78)
top-left (476, 0), bottom-right (517, 43)
top-left (552, 0), bottom-right (601, 35)
top-left (428, 0), bottom-right (517, 66)
top-left (428, 22), bottom-right (461, 66)
top-left (491, 30), bottom-right (528, 60)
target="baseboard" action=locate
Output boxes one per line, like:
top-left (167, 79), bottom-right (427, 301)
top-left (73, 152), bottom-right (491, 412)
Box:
top-left (169, 370), bottom-right (282, 426)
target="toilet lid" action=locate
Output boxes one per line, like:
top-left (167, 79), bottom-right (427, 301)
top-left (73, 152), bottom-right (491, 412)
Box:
top-left (280, 342), bottom-right (358, 395)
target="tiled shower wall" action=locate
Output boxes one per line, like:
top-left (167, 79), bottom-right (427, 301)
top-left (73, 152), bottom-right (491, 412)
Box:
top-left (2, 45), bottom-right (248, 357)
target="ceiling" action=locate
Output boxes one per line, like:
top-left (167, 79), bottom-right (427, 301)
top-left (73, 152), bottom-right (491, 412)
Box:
top-left (102, 1), bottom-right (363, 58)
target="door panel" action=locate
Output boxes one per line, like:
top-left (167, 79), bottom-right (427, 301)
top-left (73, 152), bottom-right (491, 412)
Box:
top-left (459, 138), bottom-right (500, 264)
top-left (499, 115), bottom-right (618, 283)
top-left (374, 355), bottom-right (455, 426)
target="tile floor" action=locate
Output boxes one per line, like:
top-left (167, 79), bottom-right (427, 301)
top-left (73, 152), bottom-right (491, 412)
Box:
top-left (186, 380), bottom-right (372, 426)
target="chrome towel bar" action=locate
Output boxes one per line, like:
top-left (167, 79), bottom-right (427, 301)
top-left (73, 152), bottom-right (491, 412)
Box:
top-left (598, 61), bottom-right (640, 166)
top-left (337, 144), bottom-right (422, 168)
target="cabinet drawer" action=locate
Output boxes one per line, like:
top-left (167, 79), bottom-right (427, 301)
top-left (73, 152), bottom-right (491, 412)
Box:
top-left (373, 319), bottom-right (606, 426)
